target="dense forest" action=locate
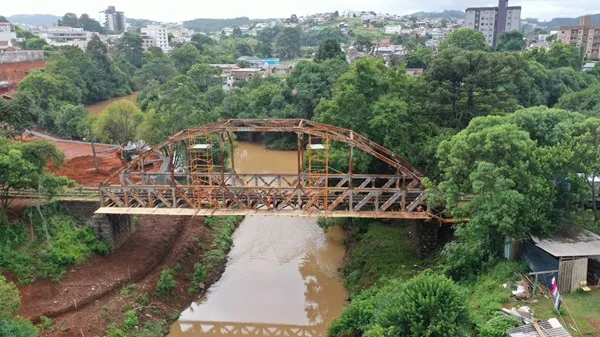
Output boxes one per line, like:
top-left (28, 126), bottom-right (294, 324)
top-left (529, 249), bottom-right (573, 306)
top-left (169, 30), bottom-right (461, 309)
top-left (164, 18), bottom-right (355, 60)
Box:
top-left (2, 22), bottom-right (600, 336)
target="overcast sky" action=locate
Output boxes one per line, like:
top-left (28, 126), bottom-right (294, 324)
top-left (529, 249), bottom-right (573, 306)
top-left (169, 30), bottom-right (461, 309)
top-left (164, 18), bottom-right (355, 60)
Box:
top-left (2, 0), bottom-right (598, 22)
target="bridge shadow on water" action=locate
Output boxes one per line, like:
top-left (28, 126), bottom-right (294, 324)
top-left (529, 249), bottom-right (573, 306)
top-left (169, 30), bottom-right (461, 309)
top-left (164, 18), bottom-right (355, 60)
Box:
top-left (172, 321), bottom-right (323, 337)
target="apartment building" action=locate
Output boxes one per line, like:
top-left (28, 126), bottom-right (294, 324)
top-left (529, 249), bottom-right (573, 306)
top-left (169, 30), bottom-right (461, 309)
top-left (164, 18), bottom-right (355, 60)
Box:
top-left (464, 0), bottom-right (521, 47)
top-left (99, 6), bottom-right (126, 33)
top-left (558, 16), bottom-right (600, 61)
top-left (140, 25), bottom-right (170, 52)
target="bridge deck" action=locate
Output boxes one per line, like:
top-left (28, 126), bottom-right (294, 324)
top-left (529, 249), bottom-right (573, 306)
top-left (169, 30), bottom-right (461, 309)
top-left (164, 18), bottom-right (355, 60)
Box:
top-left (94, 207), bottom-right (433, 219)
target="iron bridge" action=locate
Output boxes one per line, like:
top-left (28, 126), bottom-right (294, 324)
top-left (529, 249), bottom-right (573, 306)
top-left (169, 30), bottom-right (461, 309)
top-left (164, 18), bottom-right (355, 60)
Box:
top-left (96, 119), bottom-right (436, 220)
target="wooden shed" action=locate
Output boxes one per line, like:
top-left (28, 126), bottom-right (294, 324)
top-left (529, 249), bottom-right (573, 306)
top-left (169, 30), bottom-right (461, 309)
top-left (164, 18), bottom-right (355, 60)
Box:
top-left (529, 228), bottom-right (600, 293)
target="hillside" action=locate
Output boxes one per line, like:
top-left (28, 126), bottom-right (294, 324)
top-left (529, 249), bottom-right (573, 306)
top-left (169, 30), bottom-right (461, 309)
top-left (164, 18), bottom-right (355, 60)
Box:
top-left (7, 14), bottom-right (60, 26)
top-left (127, 18), bottom-right (160, 28)
top-left (183, 17), bottom-right (260, 33)
top-left (409, 10), bottom-right (464, 19)
top-left (543, 13), bottom-right (600, 29)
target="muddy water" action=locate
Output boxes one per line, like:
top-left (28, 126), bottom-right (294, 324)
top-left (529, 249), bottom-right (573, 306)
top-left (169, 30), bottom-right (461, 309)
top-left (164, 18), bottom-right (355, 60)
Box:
top-left (168, 142), bottom-right (348, 337)
top-left (86, 92), bottom-right (139, 115)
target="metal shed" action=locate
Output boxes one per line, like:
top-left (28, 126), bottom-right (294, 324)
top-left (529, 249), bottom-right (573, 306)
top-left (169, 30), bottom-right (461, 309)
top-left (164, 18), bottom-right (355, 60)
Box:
top-left (507, 318), bottom-right (571, 337)
top-left (529, 228), bottom-right (600, 293)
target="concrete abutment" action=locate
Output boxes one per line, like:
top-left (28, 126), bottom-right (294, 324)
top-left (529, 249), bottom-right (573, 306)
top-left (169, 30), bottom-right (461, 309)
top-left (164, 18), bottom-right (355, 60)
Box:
top-left (62, 200), bottom-right (136, 250)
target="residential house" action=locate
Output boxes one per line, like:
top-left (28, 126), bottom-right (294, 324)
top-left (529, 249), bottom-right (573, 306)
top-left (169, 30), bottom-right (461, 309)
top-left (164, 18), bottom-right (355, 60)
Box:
top-left (0, 23), bottom-right (17, 48)
top-left (99, 6), bottom-right (126, 34)
top-left (270, 65), bottom-right (293, 76)
top-left (385, 25), bottom-right (403, 35)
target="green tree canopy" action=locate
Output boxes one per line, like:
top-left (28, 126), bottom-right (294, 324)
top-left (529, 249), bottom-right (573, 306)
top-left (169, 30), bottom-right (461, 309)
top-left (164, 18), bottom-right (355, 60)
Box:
top-left (314, 38), bottom-right (343, 62)
top-left (275, 27), bottom-right (303, 60)
top-left (372, 272), bottom-right (471, 337)
top-left (93, 100), bottom-right (143, 144)
top-left (114, 32), bottom-right (144, 68)
top-left (0, 139), bottom-right (69, 222)
top-left (496, 31), bottom-right (525, 51)
top-left (440, 28), bottom-right (486, 50)
top-left (170, 44), bottom-right (202, 73)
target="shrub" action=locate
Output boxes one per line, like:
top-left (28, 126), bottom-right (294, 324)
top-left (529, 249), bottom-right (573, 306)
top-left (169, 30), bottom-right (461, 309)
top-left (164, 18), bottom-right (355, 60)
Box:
top-left (107, 323), bottom-right (125, 337)
top-left (0, 276), bottom-right (20, 319)
top-left (372, 271), bottom-right (471, 337)
top-left (478, 316), bottom-right (520, 337)
top-left (0, 316), bottom-right (38, 337)
top-left (120, 284), bottom-right (136, 296)
top-left (39, 316), bottom-right (52, 331)
top-left (156, 268), bottom-right (177, 297)
top-left (123, 310), bottom-right (139, 330)
top-left (134, 293), bottom-right (150, 306)
top-left (189, 263), bottom-right (207, 294)
top-left (130, 320), bottom-right (169, 337)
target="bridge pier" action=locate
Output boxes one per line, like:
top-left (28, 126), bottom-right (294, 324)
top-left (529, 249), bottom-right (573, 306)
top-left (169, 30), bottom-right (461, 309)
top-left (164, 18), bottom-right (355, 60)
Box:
top-left (90, 214), bottom-right (136, 250)
top-left (412, 221), bottom-right (440, 257)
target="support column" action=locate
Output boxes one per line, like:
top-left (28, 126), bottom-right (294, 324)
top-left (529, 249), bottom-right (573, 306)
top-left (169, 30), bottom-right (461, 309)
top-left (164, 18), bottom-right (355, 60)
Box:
top-left (413, 220), bottom-right (440, 258)
top-left (91, 214), bottom-right (136, 251)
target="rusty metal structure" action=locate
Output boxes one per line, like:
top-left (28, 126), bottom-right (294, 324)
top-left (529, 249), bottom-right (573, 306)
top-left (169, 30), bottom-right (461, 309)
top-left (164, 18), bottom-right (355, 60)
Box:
top-left (97, 119), bottom-right (433, 219)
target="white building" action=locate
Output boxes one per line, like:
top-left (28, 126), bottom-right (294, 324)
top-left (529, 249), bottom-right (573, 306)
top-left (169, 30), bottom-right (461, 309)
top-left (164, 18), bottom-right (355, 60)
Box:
top-left (140, 25), bottom-right (170, 52)
top-left (385, 25), bottom-right (403, 35)
top-left (37, 26), bottom-right (92, 49)
top-left (464, 0), bottom-right (521, 47)
top-left (99, 6), bottom-right (126, 33)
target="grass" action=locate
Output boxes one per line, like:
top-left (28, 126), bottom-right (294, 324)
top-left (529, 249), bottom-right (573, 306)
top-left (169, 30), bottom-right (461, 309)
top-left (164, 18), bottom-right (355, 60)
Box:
top-left (529, 290), bottom-right (600, 336)
top-left (344, 222), bottom-right (426, 295)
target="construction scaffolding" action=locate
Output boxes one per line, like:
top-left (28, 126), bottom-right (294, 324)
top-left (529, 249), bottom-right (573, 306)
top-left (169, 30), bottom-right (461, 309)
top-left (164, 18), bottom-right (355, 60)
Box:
top-left (187, 130), bottom-right (215, 207)
top-left (306, 134), bottom-right (329, 210)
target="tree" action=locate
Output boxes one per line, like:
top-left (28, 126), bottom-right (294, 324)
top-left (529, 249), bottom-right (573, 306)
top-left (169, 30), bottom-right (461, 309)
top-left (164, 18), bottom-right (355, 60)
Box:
top-left (258, 26), bottom-right (281, 42)
top-left (524, 42), bottom-right (582, 70)
top-left (23, 38), bottom-right (47, 50)
top-left (496, 31), bottom-right (525, 51)
top-left (315, 38), bottom-right (343, 62)
top-left (0, 139), bottom-right (69, 223)
top-left (433, 108), bottom-right (578, 278)
top-left (405, 47), bottom-right (432, 68)
top-left (568, 118), bottom-right (600, 222)
top-left (134, 57), bottom-right (179, 87)
top-left (187, 64), bottom-right (221, 92)
top-left (275, 27), bottom-right (303, 60)
top-left (0, 16), bottom-right (8, 23)
top-left (427, 49), bottom-right (529, 128)
top-left (114, 32), bottom-right (144, 68)
top-left (333, 11), bottom-right (340, 19)
top-left (255, 40), bottom-right (273, 58)
top-left (170, 44), bottom-right (202, 73)
top-left (54, 104), bottom-right (90, 139)
top-left (79, 14), bottom-right (105, 34)
top-left (290, 14), bottom-right (299, 24)
top-left (191, 33), bottom-right (216, 51)
top-left (0, 92), bottom-right (38, 138)
top-left (372, 272), bottom-right (471, 337)
top-left (440, 28), bottom-right (486, 50)
top-left (354, 35), bottom-right (374, 52)
top-left (59, 12), bottom-right (80, 27)
top-left (231, 27), bottom-right (243, 39)
top-left (235, 41), bottom-right (253, 57)
top-left (556, 83), bottom-right (600, 115)
top-left (0, 276), bottom-right (19, 319)
top-left (93, 101), bottom-right (143, 144)
top-left (18, 71), bottom-right (84, 110)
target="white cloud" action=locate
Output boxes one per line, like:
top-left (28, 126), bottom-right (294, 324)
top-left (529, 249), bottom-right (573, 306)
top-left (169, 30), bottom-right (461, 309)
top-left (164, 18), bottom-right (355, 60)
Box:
top-left (2, 0), bottom-right (598, 22)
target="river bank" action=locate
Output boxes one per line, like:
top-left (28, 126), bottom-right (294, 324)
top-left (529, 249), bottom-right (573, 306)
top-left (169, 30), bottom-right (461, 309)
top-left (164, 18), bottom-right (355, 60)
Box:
top-left (11, 213), bottom-right (242, 337)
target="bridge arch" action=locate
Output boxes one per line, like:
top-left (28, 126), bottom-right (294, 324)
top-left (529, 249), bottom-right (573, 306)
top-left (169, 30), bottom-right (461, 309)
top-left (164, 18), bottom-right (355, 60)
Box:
top-left (97, 119), bottom-right (430, 219)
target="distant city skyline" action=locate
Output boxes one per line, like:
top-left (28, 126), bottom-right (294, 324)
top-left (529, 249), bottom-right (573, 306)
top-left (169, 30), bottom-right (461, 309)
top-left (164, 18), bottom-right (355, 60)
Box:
top-left (1, 0), bottom-right (598, 22)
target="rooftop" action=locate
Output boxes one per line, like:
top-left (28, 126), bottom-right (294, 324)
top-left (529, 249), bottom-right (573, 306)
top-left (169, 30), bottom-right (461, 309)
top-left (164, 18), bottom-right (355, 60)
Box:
top-left (531, 227), bottom-right (600, 257)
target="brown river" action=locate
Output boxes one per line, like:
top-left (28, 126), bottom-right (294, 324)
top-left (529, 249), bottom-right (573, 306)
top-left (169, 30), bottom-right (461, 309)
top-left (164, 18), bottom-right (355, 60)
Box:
top-left (86, 92), bottom-right (139, 115)
top-left (167, 142), bottom-right (348, 337)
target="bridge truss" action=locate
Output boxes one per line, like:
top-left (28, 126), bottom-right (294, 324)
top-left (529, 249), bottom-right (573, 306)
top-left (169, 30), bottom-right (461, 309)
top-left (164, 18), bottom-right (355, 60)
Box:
top-left (97, 119), bottom-right (433, 219)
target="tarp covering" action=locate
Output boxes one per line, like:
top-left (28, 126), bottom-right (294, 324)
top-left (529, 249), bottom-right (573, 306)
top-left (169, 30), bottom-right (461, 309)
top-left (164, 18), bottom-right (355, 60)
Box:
top-left (521, 241), bottom-right (559, 288)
